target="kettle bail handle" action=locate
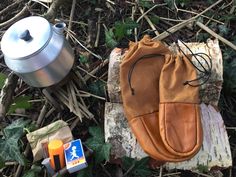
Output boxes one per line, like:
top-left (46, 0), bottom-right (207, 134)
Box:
top-left (19, 29), bottom-right (32, 41)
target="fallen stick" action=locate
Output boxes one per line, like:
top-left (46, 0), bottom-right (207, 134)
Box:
top-left (0, 0), bottom-right (23, 17)
top-left (0, 4), bottom-right (30, 28)
top-left (196, 21), bottom-right (236, 51)
top-left (0, 72), bottom-right (18, 119)
top-left (152, 0), bottom-right (223, 41)
top-left (66, 0), bottom-right (76, 40)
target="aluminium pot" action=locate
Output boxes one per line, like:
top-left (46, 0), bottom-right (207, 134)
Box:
top-left (1, 16), bottom-right (74, 87)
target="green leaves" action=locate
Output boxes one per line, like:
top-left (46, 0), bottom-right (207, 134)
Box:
top-left (105, 29), bottom-right (118, 48)
top-left (85, 126), bottom-right (111, 164)
top-left (77, 163), bottom-right (93, 177)
top-left (0, 73), bottom-right (7, 89)
top-left (0, 119), bottom-right (30, 166)
top-left (22, 165), bottom-right (42, 177)
top-left (114, 18), bottom-right (139, 40)
top-left (8, 96), bottom-right (32, 114)
top-left (122, 157), bottom-right (152, 177)
top-left (105, 18), bottom-right (139, 48)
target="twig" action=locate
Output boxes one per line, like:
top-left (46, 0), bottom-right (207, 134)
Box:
top-left (32, 0), bottom-right (49, 9)
top-left (100, 164), bottom-right (112, 177)
top-left (66, 0), bottom-right (76, 40)
top-left (0, 0), bottom-right (23, 16)
top-left (36, 102), bottom-right (49, 126)
top-left (0, 4), bottom-right (30, 28)
top-left (196, 21), bottom-right (236, 51)
top-left (137, 4), bottom-right (165, 22)
top-left (68, 31), bottom-right (103, 60)
top-left (43, 0), bottom-right (64, 21)
top-left (95, 9), bottom-right (102, 47)
top-left (81, 59), bottom-right (109, 82)
top-left (14, 144), bottom-right (31, 177)
top-left (123, 163), bottom-right (135, 177)
top-left (0, 72), bottom-right (18, 119)
top-left (132, 2), bottom-right (138, 42)
top-left (192, 171), bottom-right (213, 177)
top-left (138, 7), bottom-right (159, 36)
top-left (153, 0), bottom-right (223, 41)
top-left (78, 90), bottom-right (106, 100)
top-left (159, 166), bottom-right (163, 177)
top-left (77, 66), bottom-right (107, 83)
top-left (162, 172), bottom-right (181, 176)
top-left (177, 9), bottom-right (224, 25)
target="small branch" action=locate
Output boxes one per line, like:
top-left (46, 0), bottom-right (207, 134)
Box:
top-left (94, 11), bottom-right (102, 47)
top-left (0, 4), bottom-right (30, 29)
top-left (43, 0), bottom-right (64, 21)
top-left (66, 0), bottom-right (76, 40)
top-left (0, 0), bottom-right (23, 17)
top-left (123, 163), bottom-right (135, 177)
top-left (177, 8), bottom-right (224, 25)
top-left (0, 73), bottom-right (18, 119)
top-left (138, 7), bottom-right (159, 36)
top-left (196, 21), bottom-right (236, 51)
top-left (152, 0), bottom-right (223, 41)
top-left (68, 31), bottom-right (103, 60)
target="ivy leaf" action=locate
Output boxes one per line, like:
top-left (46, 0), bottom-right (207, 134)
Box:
top-left (105, 29), bottom-right (118, 48)
top-left (0, 156), bottom-right (5, 169)
top-left (77, 163), bottom-right (93, 177)
top-left (95, 143), bottom-right (112, 164)
top-left (132, 157), bottom-right (151, 177)
top-left (0, 73), bottom-right (7, 89)
top-left (85, 126), bottom-right (111, 164)
top-left (197, 164), bottom-right (208, 173)
top-left (122, 157), bottom-right (151, 177)
top-left (79, 55), bottom-right (89, 64)
top-left (88, 80), bottom-right (106, 97)
top-left (4, 119), bottom-right (30, 139)
top-left (139, 0), bottom-right (153, 8)
top-left (218, 25), bottom-right (229, 36)
top-left (122, 156), bottom-right (136, 171)
top-left (0, 119), bottom-right (30, 165)
top-left (114, 18), bottom-right (139, 40)
top-left (22, 165), bottom-right (42, 177)
top-left (8, 96), bottom-right (32, 114)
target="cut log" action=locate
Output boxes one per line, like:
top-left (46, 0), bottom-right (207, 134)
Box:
top-left (105, 39), bottom-right (232, 170)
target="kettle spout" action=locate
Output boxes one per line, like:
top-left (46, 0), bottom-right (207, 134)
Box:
top-left (53, 22), bottom-right (66, 34)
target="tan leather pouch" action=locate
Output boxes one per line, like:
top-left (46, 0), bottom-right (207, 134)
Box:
top-left (120, 36), bottom-right (202, 161)
top-left (159, 54), bottom-right (202, 156)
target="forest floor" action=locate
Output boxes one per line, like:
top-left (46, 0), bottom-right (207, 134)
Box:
top-left (0, 0), bottom-right (236, 177)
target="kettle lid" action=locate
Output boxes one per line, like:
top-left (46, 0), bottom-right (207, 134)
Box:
top-left (1, 16), bottom-right (52, 59)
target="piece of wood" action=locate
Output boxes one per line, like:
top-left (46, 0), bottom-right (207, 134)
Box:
top-left (0, 72), bottom-right (18, 119)
top-left (105, 40), bottom-right (232, 170)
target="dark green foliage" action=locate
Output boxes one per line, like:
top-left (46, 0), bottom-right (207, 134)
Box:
top-left (22, 165), bottom-right (42, 177)
top-left (122, 157), bottom-right (152, 177)
top-left (85, 126), bottom-right (111, 164)
top-left (0, 119), bottom-right (30, 165)
top-left (8, 96), bottom-right (32, 114)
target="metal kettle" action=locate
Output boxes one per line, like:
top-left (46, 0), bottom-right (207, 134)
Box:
top-left (1, 16), bottom-right (74, 87)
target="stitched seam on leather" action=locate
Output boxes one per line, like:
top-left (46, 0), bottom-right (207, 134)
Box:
top-left (162, 104), bottom-right (198, 155)
top-left (139, 116), bottom-right (172, 161)
top-left (132, 110), bottom-right (159, 119)
top-left (160, 102), bottom-right (199, 104)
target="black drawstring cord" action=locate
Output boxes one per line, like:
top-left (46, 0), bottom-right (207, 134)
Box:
top-left (162, 29), bottom-right (213, 87)
top-left (127, 29), bottom-right (213, 95)
top-left (177, 40), bottom-right (212, 87)
top-left (128, 54), bottom-right (165, 95)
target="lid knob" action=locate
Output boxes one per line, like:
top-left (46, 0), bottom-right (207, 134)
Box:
top-left (19, 29), bottom-right (32, 41)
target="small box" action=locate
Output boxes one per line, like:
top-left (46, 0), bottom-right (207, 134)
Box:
top-left (64, 139), bottom-right (87, 173)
